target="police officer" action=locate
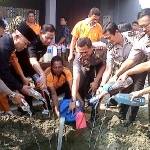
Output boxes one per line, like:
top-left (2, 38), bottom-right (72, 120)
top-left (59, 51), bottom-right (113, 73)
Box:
top-left (97, 22), bottom-right (147, 124)
top-left (114, 8), bottom-right (150, 124)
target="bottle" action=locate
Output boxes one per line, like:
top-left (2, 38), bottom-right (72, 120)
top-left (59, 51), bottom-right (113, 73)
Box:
top-left (61, 44), bottom-right (66, 61)
top-left (113, 93), bottom-right (145, 106)
top-left (57, 45), bottom-right (62, 57)
top-left (20, 98), bottom-right (32, 116)
top-left (52, 45), bottom-right (58, 57)
top-left (89, 92), bottom-right (110, 105)
top-left (47, 45), bottom-right (53, 62)
top-left (28, 88), bottom-right (48, 109)
top-left (111, 77), bottom-right (133, 90)
top-left (89, 95), bottom-right (100, 104)
top-left (107, 77), bottom-right (133, 96)
top-left (32, 74), bottom-right (41, 84)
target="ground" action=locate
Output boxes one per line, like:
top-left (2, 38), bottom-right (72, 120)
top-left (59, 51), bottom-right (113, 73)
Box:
top-left (0, 103), bottom-right (150, 150)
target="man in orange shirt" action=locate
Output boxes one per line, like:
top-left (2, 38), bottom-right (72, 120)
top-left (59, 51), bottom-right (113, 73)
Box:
top-left (26, 10), bottom-right (41, 35)
top-left (68, 7), bottom-right (103, 62)
top-left (46, 56), bottom-right (72, 117)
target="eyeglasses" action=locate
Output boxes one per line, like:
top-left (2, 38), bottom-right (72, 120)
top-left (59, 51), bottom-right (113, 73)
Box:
top-left (141, 23), bottom-right (150, 29)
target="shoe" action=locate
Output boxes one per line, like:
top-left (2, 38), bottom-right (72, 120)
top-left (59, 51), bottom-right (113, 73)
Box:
top-left (123, 120), bottom-right (133, 127)
top-left (118, 113), bottom-right (126, 120)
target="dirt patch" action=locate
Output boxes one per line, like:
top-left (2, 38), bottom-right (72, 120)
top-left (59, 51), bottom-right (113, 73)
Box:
top-left (0, 106), bottom-right (150, 150)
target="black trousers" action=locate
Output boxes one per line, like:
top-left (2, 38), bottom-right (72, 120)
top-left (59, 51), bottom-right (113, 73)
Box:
top-left (45, 82), bottom-right (72, 110)
top-left (56, 82), bottom-right (72, 99)
top-left (119, 71), bottom-right (147, 121)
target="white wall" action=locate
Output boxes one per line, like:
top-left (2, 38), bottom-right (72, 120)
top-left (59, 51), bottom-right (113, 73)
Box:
top-left (45, 0), bottom-right (56, 26)
top-left (118, 0), bottom-right (141, 23)
top-left (100, 0), bottom-right (143, 24)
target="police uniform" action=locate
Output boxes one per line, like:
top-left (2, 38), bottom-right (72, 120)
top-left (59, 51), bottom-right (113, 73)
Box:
top-left (118, 34), bottom-right (149, 122)
top-left (106, 35), bottom-right (132, 76)
top-left (128, 34), bottom-right (150, 60)
top-left (73, 46), bottom-right (106, 100)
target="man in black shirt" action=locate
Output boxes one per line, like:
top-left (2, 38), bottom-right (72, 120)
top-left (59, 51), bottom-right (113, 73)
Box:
top-left (0, 22), bottom-right (37, 94)
top-left (16, 24), bottom-right (56, 89)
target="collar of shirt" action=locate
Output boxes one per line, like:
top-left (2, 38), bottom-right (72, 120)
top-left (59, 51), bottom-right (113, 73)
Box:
top-left (84, 18), bottom-right (97, 28)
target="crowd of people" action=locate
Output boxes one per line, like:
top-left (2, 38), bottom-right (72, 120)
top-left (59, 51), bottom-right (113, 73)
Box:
top-left (0, 7), bottom-right (150, 128)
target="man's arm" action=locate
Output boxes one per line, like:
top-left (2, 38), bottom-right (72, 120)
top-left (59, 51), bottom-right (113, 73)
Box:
top-left (48, 85), bottom-right (60, 117)
top-left (100, 64), bottom-right (112, 86)
top-left (89, 63), bottom-right (106, 93)
top-left (0, 79), bottom-right (12, 95)
top-left (95, 63), bottom-right (106, 83)
top-left (125, 60), bottom-right (150, 76)
top-left (115, 59), bottom-right (136, 77)
top-left (72, 66), bottom-right (80, 101)
top-left (68, 36), bottom-right (78, 62)
top-left (29, 57), bottom-right (46, 89)
top-left (131, 86), bottom-right (150, 99)
top-left (0, 79), bottom-right (24, 104)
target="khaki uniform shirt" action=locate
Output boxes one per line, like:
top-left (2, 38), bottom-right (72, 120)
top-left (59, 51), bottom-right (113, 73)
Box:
top-left (106, 34), bottom-right (133, 75)
top-left (128, 34), bottom-right (150, 60)
top-left (73, 48), bottom-right (106, 74)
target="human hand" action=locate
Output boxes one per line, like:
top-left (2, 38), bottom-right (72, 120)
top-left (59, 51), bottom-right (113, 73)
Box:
top-left (23, 77), bottom-right (32, 86)
top-left (89, 81), bottom-right (99, 94)
top-left (21, 85), bottom-right (32, 95)
top-left (69, 101), bottom-right (76, 111)
top-left (36, 75), bottom-right (46, 90)
top-left (96, 86), bottom-right (103, 95)
top-left (130, 91), bottom-right (142, 100)
top-left (118, 72), bottom-right (128, 82)
top-left (68, 53), bottom-right (73, 62)
top-left (9, 92), bottom-right (24, 105)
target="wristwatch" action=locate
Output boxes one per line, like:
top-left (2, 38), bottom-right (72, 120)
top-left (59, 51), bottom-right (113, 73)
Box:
top-left (8, 92), bottom-right (16, 101)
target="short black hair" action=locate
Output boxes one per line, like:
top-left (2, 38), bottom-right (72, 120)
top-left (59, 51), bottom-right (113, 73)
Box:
top-left (89, 7), bottom-right (101, 17)
top-left (41, 24), bottom-right (56, 33)
top-left (137, 8), bottom-right (150, 19)
top-left (132, 21), bottom-right (138, 25)
top-left (60, 17), bottom-right (67, 21)
top-left (77, 37), bottom-right (92, 48)
top-left (118, 23), bottom-right (132, 32)
top-left (27, 10), bottom-right (35, 16)
top-left (51, 55), bottom-right (63, 67)
top-left (103, 22), bottom-right (118, 35)
top-left (0, 19), bottom-right (6, 29)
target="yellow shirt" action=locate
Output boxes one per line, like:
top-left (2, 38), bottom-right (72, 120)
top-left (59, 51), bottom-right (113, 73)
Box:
top-left (46, 67), bottom-right (72, 89)
top-left (71, 18), bottom-right (103, 42)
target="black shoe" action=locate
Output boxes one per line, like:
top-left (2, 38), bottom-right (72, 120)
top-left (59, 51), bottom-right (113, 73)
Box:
top-left (118, 113), bottom-right (126, 120)
top-left (123, 120), bottom-right (133, 127)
